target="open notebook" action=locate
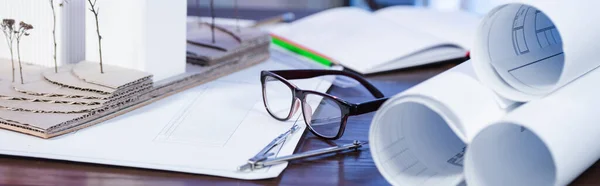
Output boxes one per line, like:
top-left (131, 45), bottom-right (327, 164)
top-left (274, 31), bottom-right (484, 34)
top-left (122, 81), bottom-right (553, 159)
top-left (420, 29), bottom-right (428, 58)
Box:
top-left (271, 6), bottom-right (480, 74)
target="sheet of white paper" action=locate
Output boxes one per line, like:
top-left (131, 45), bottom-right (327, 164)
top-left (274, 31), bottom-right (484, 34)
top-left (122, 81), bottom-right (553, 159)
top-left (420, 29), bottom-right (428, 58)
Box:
top-left (465, 62), bottom-right (600, 186)
top-left (374, 6), bottom-right (481, 49)
top-left (270, 7), bottom-right (453, 74)
top-left (0, 50), bottom-right (333, 180)
top-left (369, 61), bottom-right (516, 186)
top-left (471, 0), bottom-right (600, 101)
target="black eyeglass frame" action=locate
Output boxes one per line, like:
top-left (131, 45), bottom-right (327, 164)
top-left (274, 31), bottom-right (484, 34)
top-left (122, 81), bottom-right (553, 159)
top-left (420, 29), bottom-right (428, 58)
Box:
top-left (260, 69), bottom-right (388, 140)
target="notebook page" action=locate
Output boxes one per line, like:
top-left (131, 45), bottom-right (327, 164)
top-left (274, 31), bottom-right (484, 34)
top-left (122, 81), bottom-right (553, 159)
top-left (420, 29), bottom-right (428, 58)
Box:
top-left (270, 7), bottom-right (449, 74)
top-left (374, 6), bottom-right (481, 49)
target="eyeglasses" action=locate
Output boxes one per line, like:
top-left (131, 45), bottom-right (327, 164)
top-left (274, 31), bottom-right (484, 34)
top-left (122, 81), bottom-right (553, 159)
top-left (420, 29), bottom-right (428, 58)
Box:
top-left (260, 70), bottom-right (388, 140)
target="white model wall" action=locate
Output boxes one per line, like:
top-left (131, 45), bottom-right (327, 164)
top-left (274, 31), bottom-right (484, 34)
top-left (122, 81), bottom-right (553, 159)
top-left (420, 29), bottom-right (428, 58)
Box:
top-left (0, 0), bottom-right (85, 67)
top-left (85, 0), bottom-right (187, 81)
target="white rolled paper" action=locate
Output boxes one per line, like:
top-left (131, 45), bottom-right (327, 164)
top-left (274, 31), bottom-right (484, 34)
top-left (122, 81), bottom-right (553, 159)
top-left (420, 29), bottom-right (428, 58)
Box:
top-left (471, 0), bottom-right (600, 101)
top-left (464, 61), bottom-right (600, 186)
top-left (369, 61), bottom-right (516, 186)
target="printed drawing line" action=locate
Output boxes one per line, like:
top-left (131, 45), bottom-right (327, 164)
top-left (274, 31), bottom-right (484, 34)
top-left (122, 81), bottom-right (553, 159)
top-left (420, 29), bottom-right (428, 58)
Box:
top-left (383, 147), bottom-right (409, 164)
top-left (512, 31), bottom-right (520, 55)
top-left (508, 52), bottom-right (564, 72)
top-left (153, 82), bottom-right (260, 148)
top-left (154, 87), bottom-right (207, 141)
top-left (536, 26), bottom-right (556, 34)
top-left (550, 30), bottom-right (558, 44)
top-left (377, 137), bottom-right (405, 153)
top-left (535, 10), bottom-right (542, 48)
top-left (511, 5), bottom-right (523, 55)
top-left (544, 32), bottom-right (552, 45)
top-left (512, 5), bottom-right (531, 55)
top-left (446, 147), bottom-right (466, 167)
top-left (416, 167), bottom-right (428, 176)
top-left (402, 161), bottom-right (420, 172)
top-left (521, 7), bottom-right (531, 54)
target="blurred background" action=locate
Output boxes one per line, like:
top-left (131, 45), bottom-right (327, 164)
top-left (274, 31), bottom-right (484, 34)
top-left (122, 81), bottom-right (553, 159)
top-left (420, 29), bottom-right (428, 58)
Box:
top-left (187, 0), bottom-right (509, 15)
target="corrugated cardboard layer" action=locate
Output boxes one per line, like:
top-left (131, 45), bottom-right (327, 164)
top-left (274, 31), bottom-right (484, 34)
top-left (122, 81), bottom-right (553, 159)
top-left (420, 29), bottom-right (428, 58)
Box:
top-left (72, 61), bottom-right (153, 89)
top-left (0, 110), bottom-right (86, 130)
top-left (0, 82), bottom-right (105, 105)
top-left (187, 23), bottom-right (271, 66)
top-left (43, 66), bottom-right (116, 94)
top-left (14, 77), bottom-right (110, 100)
top-left (0, 99), bottom-right (99, 113)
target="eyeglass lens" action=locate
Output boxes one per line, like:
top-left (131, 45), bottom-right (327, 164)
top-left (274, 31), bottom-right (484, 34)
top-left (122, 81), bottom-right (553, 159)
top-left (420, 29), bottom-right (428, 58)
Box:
top-left (263, 76), bottom-right (294, 119)
top-left (263, 75), bottom-right (344, 138)
top-left (302, 93), bottom-right (343, 138)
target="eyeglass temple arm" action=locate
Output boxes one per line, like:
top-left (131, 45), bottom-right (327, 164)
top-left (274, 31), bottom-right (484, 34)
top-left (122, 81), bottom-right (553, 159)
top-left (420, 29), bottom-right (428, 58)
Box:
top-left (270, 70), bottom-right (385, 98)
top-left (350, 98), bottom-right (389, 115)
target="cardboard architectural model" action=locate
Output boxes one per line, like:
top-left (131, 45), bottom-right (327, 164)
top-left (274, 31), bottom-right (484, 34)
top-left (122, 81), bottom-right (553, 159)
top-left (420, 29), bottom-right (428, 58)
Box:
top-left (0, 1), bottom-right (270, 138)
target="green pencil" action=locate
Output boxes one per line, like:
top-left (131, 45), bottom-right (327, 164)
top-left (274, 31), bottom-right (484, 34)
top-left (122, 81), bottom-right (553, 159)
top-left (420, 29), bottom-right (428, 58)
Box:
top-left (270, 33), bottom-right (337, 67)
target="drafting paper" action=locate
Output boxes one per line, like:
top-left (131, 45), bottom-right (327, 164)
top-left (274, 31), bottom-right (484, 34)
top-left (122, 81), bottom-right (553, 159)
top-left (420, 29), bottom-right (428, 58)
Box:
top-left (0, 51), bottom-right (332, 180)
top-left (471, 0), bottom-right (600, 101)
top-left (369, 61), bottom-right (516, 186)
top-left (465, 64), bottom-right (600, 186)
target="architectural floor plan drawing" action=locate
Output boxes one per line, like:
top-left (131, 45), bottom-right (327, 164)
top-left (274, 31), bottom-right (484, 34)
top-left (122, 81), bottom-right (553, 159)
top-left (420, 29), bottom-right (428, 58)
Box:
top-left (0, 50), bottom-right (333, 179)
top-left (154, 81), bottom-right (263, 148)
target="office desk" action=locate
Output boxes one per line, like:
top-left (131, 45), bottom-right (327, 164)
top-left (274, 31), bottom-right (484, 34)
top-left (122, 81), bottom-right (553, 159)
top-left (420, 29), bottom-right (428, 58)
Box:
top-left (0, 8), bottom-right (598, 186)
top-left (0, 60), bottom-right (452, 186)
top-left (3, 60), bottom-right (599, 186)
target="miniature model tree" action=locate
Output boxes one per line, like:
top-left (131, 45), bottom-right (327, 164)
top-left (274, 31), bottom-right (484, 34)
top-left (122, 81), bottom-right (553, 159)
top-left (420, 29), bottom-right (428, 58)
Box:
top-left (87, 0), bottom-right (104, 74)
top-left (234, 0), bottom-right (240, 32)
top-left (1, 19), bottom-right (16, 82)
top-left (210, 0), bottom-right (215, 43)
top-left (49, 0), bottom-right (69, 73)
top-left (15, 21), bottom-right (33, 84)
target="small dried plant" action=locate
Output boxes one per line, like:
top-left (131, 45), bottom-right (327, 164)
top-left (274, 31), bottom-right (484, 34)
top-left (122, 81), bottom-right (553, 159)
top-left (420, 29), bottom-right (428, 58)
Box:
top-left (15, 21), bottom-right (33, 84)
top-left (50, 0), bottom-right (69, 73)
top-left (87, 0), bottom-right (103, 74)
top-left (234, 0), bottom-right (240, 32)
top-left (210, 0), bottom-right (215, 43)
top-left (1, 19), bottom-right (16, 82)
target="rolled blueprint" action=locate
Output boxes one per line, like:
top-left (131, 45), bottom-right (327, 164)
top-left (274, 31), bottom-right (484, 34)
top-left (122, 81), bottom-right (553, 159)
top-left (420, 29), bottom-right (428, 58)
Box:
top-left (471, 0), bottom-right (600, 101)
top-left (369, 61), bottom-right (517, 185)
top-left (464, 63), bottom-right (600, 186)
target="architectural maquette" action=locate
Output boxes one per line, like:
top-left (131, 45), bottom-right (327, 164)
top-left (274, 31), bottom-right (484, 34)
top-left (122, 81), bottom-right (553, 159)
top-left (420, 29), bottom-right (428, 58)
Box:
top-left (0, 1), bottom-right (270, 138)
